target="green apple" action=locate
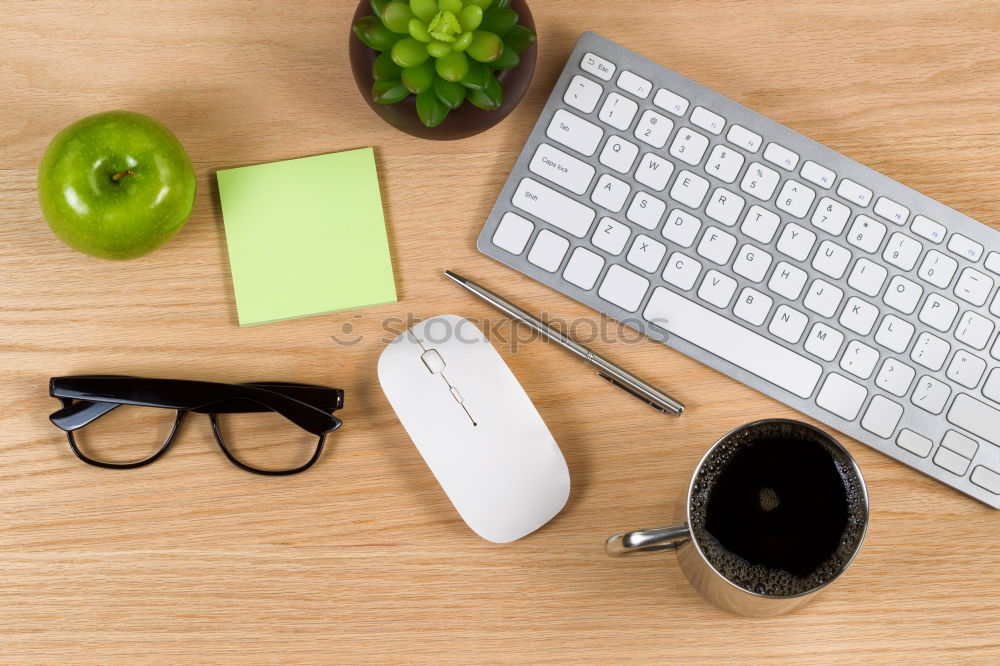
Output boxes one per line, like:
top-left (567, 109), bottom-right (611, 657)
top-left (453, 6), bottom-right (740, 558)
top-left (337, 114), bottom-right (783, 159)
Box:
top-left (38, 110), bottom-right (196, 260)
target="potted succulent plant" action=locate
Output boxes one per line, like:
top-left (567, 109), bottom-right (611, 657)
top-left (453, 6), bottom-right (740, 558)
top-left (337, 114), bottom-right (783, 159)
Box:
top-left (350, 0), bottom-right (537, 140)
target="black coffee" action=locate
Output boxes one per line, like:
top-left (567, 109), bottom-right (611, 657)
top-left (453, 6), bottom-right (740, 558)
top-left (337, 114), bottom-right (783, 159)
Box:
top-left (688, 421), bottom-right (867, 596)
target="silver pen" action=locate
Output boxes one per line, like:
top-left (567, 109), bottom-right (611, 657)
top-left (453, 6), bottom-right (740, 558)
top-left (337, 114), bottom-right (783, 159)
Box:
top-left (444, 271), bottom-right (684, 416)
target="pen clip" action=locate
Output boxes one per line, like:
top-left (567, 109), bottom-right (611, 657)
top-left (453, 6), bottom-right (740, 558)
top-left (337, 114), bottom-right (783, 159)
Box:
top-left (597, 372), bottom-right (670, 415)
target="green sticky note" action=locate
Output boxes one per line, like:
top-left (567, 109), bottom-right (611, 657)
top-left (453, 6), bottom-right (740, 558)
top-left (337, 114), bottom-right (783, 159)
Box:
top-left (217, 148), bottom-right (397, 326)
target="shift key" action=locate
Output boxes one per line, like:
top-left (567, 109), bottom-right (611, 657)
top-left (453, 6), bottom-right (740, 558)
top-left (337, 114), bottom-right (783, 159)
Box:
top-left (512, 178), bottom-right (596, 238)
top-left (948, 393), bottom-right (1000, 446)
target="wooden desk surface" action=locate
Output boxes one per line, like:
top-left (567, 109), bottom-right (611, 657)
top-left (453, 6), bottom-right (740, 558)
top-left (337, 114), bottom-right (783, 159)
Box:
top-left (4, 1), bottom-right (1000, 662)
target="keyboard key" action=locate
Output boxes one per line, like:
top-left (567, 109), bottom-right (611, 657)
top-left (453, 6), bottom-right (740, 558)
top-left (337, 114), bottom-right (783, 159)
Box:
top-left (527, 229), bottom-right (570, 272)
top-left (705, 145), bottom-right (745, 184)
top-left (662, 209), bottom-right (702, 247)
top-left (873, 197), bottom-right (909, 225)
top-left (812, 240), bottom-right (852, 280)
top-left (897, 429), bottom-right (932, 457)
top-left (581, 52), bottom-right (615, 81)
top-left (816, 373), bottom-right (867, 421)
top-left (513, 178), bottom-right (596, 238)
top-left (775, 180), bottom-right (816, 219)
top-left (634, 110), bottom-right (673, 148)
top-left (803, 279), bottom-right (843, 318)
top-left (882, 275), bottom-right (923, 315)
top-left (947, 233), bottom-right (983, 262)
top-left (691, 106), bottom-right (725, 135)
top-left (769, 305), bottom-right (808, 344)
top-left (946, 350), bottom-right (986, 389)
top-left (763, 142), bottom-right (799, 170)
top-left (697, 226), bottom-right (738, 265)
top-left (726, 124), bottom-right (762, 153)
top-left (733, 244), bottom-right (773, 283)
top-left (652, 88), bottom-right (689, 116)
top-left (918, 293), bottom-right (958, 332)
top-left (627, 234), bottom-right (667, 273)
top-left (492, 212), bottom-right (534, 255)
top-left (626, 191), bottom-right (667, 230)
top-left (918, 250), bottom-right (958, 289)
top-left (733, 287), bottom-right (773, 326)
top-left (934, 446), bottom-right (970, 476)
top-left (847, 215), bottom-right (887, 253)
top-left (670, 170), bottom-right (710, 208)
top-left (705, 188), bottom-right (745, 226)
top-left (741, 205), bottom-right (781, 244)
top-left (982, 368), bottom-right (1000, 403)
top-left (800, 161), bottom-right (836, 189)
top-left (643, 287), bottom-right (823, 398)
top-left (837, 178), bottom-right (873, 207)
top-left (564, 75), bottom-right (603, 113)
top-left (954, 267), bottom-right (993, 307)
top-left (592, 217), bottom-right (630, 255)
top-left (591, 173), bottom-right (631, 213)
top-left (986, 252), bottom-right (1000, 275)
top-left (740, 162), bottom-right (780, 200)
top-left (861, 395), bottom-right (903, 438)
top-left (912, 375), bottom-right (951, 414)
top-left (529, 143), bottom-right (595, 195)
top-left (617, 70), bottom-right (652, 98)
top-left (547, 109), bottom-right (604, 156)
top-left (911, 215), bottom-right (946, 244)
top-left (911, 331), bottom-right (950, 371)
top-left (599, 92), bottom-right (639, 131)
top-left (882, 232), bottom-right (922, 271)
top-left (662, 252), bottom-right (702, 290)
top-left (876, 358), bottom-right (915, 397)
top-left (776, 222), bottom-right (816, 261)
top-left (804, 323), bottom-right (844, 361)
top-left (955, 311), bottom-right (994, 350)
top-left (839, 297), bottom-right (879, 336)
top-left (698, 270), bottom-right (738, 308)
top-left (563, 247), bottom-right (605, 290)
top-left (811, 197), bottom-right (851, 235)
top-left (942, 430), bottom-right (978, 458)
top-left (669, 128), bottom-right (710, 165)
top-left (768, 261), bottom-right (808, 300)
top-left (948, 393), bottom-right (1000, 448)
top-left (841, 340), bottom-right (879, 379)
top-left (634, 153), bottom-right (673, 191)
top-left (599, 136), bottom-right (640, 174)
top-left (874, 314), bottom-right (915, 354)
top-left (971, 466), bottom-right (1000, 494)
top-left (848, 258), bottom-right (888, 297)
top-left (598, 264), bottom-right (649, 312)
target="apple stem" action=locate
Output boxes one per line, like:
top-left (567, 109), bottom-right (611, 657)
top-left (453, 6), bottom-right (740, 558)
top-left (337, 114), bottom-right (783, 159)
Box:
top-left (111, 169), bottom-right (135, 183)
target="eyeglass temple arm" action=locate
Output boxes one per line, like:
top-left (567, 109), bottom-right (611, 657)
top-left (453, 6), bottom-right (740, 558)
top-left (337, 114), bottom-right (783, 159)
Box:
top-left (49, 400), bottom-right (120, 431)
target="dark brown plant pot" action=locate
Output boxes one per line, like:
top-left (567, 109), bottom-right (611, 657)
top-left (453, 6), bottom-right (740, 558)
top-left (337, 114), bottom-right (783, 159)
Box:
top-left (350, 0), bottom-right (537, 141)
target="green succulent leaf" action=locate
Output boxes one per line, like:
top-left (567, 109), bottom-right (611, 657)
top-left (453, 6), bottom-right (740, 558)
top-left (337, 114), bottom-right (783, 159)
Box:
top-left (493, 0), bottom-right (511, 8)
top-left (426, 41), bottom-right (450, 58)
top-left (410, 0), bottom-right (437, 23)
top-left (433, 77), bottom-right (466, 109)
top-left (371, 0), bottom-right (392, 21)
top-left (416, 88), bottom-right (450, 127)
top-left (391, 37), bottom-right (431, 67)
top-left (481, 7), bottom-right (517, 36)
top-left (408, 18), bottom-right (431, 42)
top-left (353, 16), bottom-right (403, 52)
top-left (503, 24), bottom-right (536, 53)
top-left (372, 79), bottom-right (410, 104)
top-left (466, 73), bottom-right (503, 110)
top-left (428, 10), bottom-right (461, 42)
top-left (438, 0), bottom-right (462, 13)
top-left (382, 2), bottom-right (415, 33)
top-left (458, 4), bottom-right (483, 31)
top-left (401, 60), bottom-right (436, 93)
top-left (465, 0), bottom-right (494, 8)
top-left (435, 51), bottom-right (469, 82)
top-left (459, 58), bottom-right (491, 89)
top-left (466, 30), bottom-right (504, 62)
top-left (451, 31), bottom-right (473, 52)
top-left (487, 41), bottom-right (519, 70)
top-left (372, 50), bottom-right (403, 81)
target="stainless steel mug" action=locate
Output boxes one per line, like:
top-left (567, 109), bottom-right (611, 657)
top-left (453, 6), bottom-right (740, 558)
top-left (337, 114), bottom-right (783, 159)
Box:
top-left (605, 419), bottom-right (869, 617)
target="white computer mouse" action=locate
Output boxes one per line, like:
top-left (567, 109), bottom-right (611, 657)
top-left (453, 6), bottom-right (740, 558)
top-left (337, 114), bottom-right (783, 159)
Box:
top-left (377, 314), bottom-right (570, 543)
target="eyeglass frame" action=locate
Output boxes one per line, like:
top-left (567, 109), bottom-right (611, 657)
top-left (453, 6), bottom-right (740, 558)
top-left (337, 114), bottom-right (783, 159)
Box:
top-left (48, 375), bottom-right (344, 476)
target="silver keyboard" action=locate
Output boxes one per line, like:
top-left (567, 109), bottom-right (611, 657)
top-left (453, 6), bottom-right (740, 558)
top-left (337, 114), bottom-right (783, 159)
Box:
top-left (477, 32), bottom-right (1000, 508)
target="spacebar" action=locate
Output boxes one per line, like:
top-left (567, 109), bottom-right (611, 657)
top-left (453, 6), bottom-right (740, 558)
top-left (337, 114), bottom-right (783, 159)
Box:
top-left (642, 287), bottom-right (823, 399)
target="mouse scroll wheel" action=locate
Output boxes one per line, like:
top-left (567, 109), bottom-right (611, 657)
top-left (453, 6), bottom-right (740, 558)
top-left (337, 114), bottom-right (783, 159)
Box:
top-left (420, 349), bottom-right (446, 374)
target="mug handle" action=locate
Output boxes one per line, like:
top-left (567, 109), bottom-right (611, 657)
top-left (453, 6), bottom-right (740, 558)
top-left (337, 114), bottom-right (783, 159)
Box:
top-left (605, 524), bottom-right (690, 557)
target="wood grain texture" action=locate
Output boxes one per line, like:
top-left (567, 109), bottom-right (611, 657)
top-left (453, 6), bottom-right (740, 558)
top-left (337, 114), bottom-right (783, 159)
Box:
top-left (3, 0), bottom-right (1000, 662)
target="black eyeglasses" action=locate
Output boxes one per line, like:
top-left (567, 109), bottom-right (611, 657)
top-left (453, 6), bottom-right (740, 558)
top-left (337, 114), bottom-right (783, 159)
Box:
top-left (49, 375), bottom-right (344, 475)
